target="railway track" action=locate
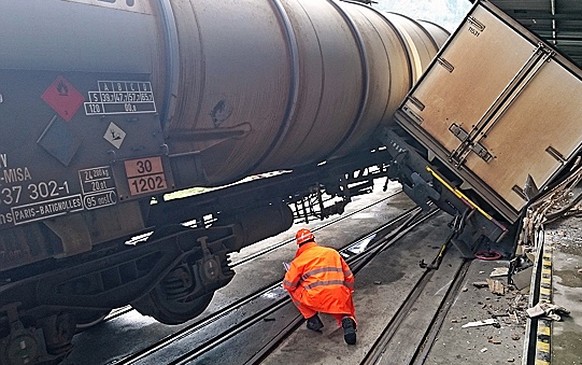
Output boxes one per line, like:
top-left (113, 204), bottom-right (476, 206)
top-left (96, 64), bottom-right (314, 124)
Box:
top-left (91, 190), bottom-right (403, 326)
top-left (112, 207), bottom-right (427, 365)
top-left (66, 200), bottom-right (501, 365)
top-left (253, 211), bottom-right (470, 365)
top-left (242, 207), bottom-right (438, 365)
top-left (62, 188), bottom-right (414, 365)
top-left (360, 260), bottom-right (471, 365)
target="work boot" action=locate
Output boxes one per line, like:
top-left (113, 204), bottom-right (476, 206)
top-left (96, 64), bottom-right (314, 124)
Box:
top-left (341, 317), bottom-right (357, 345)
top-left (306, 314), bottom-right (324, 332)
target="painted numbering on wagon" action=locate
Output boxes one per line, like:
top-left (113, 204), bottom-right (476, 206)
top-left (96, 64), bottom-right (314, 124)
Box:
top-left (124, 156), bottom-right (167, 196)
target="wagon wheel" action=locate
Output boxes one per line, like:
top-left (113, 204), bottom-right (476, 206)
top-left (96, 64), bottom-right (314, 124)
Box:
top-left (131, 289), bottom-right (214, 325)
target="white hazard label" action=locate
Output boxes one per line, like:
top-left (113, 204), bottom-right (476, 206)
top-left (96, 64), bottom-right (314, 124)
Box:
top-left (103, 122), bottom-right (126, 149)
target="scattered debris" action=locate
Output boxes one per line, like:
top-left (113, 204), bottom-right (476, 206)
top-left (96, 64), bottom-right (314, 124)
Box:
top-left (491, 313), bottom-right (509, 318)
top-left (480, 347), bottom-right (488, 353)
top-left (451, 319), bottom-right (459, 323)
top-left (511, 334), bottom-right (521, 341)
top-left (490, 267), bottom-right (509, 278)
top-left (373, 280), bottom-right (382, 285)
top-left (461, 318), bottom-right (498, 328)
top-left (462, 287), bottom-right (468, 292)
top-left (488, 338), bottom-right (502, 345)
top-left (486, 278), bottom-right (506, 295)
top-left (525, 252), bottom-right (536, 263)
top-left (526, 302), bottom-right (570, 321)
top-left (511, 266), bottom-right (533, 293)
top-left (526, 303), bottom-right (545, 318)
top-left (473, 281), bottom-right (489, 288)
top-left (578, 268), bottom-right (582, 274)
top-left (508, 358), bottom-right (515, 363)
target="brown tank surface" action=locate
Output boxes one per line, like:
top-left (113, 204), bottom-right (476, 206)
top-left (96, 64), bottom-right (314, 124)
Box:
top-left (0, 0), bottom-right (446, 238)
top-left (0, 2), bottom-right (449, 363)
top-left (164, 0), bottom-right (449, 185)
top-left (0, 2), bottom-right (451, 364)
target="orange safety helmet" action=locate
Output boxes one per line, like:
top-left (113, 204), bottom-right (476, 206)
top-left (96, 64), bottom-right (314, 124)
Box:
top-left (295, 228), bottom-right (315, 246)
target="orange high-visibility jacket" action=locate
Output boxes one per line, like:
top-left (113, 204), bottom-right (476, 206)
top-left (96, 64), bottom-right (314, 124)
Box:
top-left (283, 242), bottom-right (355, 316)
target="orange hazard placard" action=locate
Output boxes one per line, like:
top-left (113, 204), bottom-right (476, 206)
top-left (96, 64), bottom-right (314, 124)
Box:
top-left (41, 76), bottom-right (85, 122)
top-left (124, 157), bottom-right (167, 196)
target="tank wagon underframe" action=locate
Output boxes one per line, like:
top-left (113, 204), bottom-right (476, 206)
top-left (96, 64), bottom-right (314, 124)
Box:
top-left (0, 148), bottom-right (392, 364)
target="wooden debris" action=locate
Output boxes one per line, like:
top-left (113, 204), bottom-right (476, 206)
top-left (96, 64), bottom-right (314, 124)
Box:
top-left (486, 278), bottom-right (506, 295)
top-left (490, 267), bottom-right (509, 278)
top-left (472, 281), bottom-right (489, 288)
top-left (461, 318), bottom-right (498, 328)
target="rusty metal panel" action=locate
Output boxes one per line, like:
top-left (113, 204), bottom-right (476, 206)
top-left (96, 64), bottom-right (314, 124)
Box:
top-left (396, 1), bottom-right (582, 221)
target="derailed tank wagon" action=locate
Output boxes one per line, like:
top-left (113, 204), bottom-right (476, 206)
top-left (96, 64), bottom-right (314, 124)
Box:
top-left (0, 0), bottom-right (447, 363)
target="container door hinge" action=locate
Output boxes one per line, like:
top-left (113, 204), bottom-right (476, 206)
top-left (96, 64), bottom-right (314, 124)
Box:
top-left (545, 146), bottom-right (566, 164)
top-left (449, 123), bottom-right (493, 165)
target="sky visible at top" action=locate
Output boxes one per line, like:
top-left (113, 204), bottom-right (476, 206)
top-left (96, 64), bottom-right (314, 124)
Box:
top-left (375, 0), bottom-right (473, 32)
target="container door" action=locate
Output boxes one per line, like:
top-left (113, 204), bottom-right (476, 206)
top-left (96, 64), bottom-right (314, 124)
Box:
top-left (397, 3), bottom-right (582, 220)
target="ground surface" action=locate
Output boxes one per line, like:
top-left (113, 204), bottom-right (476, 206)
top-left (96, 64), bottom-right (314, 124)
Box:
top-left (546, 216), bottom-right (582, 365)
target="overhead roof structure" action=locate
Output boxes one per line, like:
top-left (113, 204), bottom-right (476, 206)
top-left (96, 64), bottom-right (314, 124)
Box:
top-left (491, 0), bottom-right (582, 67)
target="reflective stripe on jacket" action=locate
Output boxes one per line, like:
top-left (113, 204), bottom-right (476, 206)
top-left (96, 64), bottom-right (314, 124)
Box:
top-left (283, 242), bottom-right (355, 316)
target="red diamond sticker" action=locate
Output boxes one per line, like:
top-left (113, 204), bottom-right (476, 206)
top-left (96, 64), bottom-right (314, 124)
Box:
top-left (41, 76), bottom-right (85, 122)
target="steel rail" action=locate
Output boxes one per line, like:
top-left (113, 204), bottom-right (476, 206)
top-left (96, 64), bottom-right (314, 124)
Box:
top-left (409, 260), bottom-right (471, 365)
top-left (114, 205), bottom-right (418, 365)
top-left (97, 191), bottom-right (403, 326)
top-left (241, 207), bottom-right (440, 365)
top-left (359, 260), bottom-right (469, 365)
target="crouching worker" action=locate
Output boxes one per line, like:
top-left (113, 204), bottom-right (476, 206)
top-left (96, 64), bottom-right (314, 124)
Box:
top-left (282, 228), bottom-right (357, 345)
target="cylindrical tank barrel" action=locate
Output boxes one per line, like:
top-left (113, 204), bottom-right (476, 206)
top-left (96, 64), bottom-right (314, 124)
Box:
top-left (165, 0), bottom-right (449, 185)
top-left (0, 0), bottom-right (448, 187)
